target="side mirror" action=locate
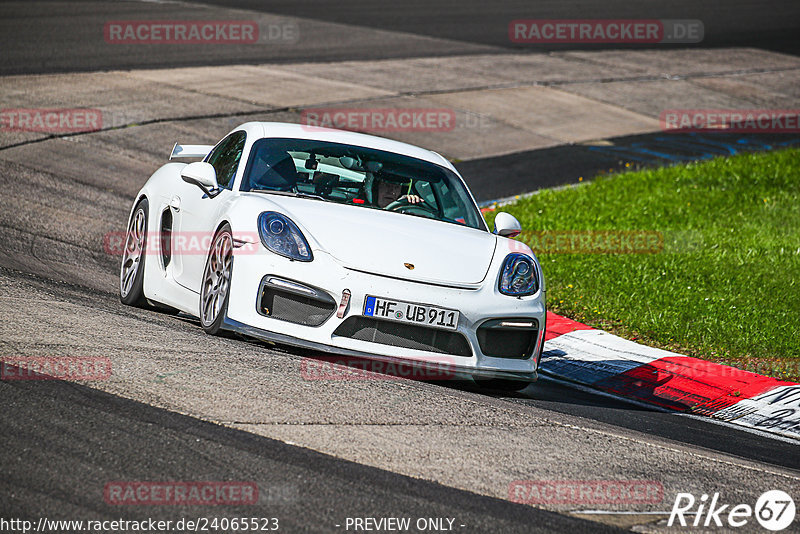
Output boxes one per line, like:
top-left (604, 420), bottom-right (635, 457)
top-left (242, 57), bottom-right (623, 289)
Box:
top-left (181, 162), bottom-right (219, 195)
top-left (493, 212), bottom-right (522, 238)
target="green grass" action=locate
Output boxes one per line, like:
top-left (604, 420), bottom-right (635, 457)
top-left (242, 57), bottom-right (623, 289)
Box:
top-left (484, 148), bottom-right (800, 381)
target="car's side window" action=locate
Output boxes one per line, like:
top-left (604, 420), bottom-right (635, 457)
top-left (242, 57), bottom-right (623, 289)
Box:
top-left (205, 131), bottom-right (247, 190)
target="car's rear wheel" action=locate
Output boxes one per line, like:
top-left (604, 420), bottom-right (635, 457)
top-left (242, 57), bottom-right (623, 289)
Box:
top-left (200, 224), bottom-right (233, 335)
top-left (120, 199), bottom-right (149, 307)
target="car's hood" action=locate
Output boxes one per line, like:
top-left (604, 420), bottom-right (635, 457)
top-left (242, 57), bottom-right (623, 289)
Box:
top-left (264, 195), bottom-right (497, 286)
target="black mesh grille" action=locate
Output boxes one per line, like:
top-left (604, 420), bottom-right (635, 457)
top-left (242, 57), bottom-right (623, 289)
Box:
top-left (477, 326), bottom-right (537, 359)
top-left (333, 317), bottom-right (472, 357)
top-left (259, 288), bottom-right (335, 327)
top-left (160, 209), bottom-right (172, 268)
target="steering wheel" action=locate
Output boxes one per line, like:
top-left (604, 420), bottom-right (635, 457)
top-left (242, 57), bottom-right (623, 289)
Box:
top-left (385, 197), bottom-right (439, 217)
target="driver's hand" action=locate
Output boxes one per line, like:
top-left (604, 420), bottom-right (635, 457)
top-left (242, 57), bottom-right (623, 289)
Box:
top-left (401, 194), bottom-right (423, 204)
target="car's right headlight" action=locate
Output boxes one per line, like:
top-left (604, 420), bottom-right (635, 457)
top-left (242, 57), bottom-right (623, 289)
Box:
top-left (498, 253), bottom-right (538, 296)
top-left (257, 212), bottom-right (313, 262)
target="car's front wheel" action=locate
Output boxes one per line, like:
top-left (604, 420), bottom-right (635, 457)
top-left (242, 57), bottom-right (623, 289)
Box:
top-left (200, 223), bottom-right (234, 335)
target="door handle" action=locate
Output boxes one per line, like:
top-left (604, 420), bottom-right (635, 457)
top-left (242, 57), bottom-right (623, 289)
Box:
top-left (170, 196), bottom-right (181, 212)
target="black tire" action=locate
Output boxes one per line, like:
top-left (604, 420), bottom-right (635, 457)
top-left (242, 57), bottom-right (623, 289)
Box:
top-left (119, 199), bottom-right (150, 307)
top-left (200, 223), bottom-right (234, 336)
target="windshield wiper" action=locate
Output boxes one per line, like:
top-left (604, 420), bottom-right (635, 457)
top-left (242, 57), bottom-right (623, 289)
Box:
top-left (250, 189), bottom-right (327, 201)
top-left (295, 191), bottom-right (328, 201)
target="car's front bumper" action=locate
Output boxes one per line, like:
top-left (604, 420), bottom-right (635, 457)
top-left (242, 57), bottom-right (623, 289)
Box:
top-left (225, 248), bottom-right (546, 381)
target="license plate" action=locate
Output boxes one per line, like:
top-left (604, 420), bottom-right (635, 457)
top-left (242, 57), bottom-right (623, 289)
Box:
top-left (363, 296), bottom-right (459, 331)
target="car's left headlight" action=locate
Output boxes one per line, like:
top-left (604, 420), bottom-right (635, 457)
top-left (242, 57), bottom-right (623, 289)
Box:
top-left (258, 212), bottom-right (313, 262)
top-left (498, 253), bottom-right (539, 296)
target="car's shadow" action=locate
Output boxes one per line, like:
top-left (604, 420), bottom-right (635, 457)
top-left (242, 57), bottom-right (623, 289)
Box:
top-left (170, 313), bottom-right (800, 473)
top-left (172, 312), bottom-right (659, 412)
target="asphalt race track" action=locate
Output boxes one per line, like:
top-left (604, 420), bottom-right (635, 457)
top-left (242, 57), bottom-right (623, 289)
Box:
top-left (1, 1), bottom-right (799, 533)
top-left (1, 369), bottom-right (619, 533)
top-left (2, 0), bottom-right (799, 74)
top-left (203, 0), bottom-right (800, 55)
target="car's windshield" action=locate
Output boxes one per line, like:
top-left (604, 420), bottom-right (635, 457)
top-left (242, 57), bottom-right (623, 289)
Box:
top-left (240, 138), bottom-right (485, 231)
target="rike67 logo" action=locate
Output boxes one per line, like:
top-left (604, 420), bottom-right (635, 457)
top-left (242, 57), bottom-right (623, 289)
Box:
top-left (669, 490), bottom-right (795, 531)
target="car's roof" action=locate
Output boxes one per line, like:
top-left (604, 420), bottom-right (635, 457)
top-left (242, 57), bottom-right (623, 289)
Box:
top-left (230, 122), bottom-right (457, 172)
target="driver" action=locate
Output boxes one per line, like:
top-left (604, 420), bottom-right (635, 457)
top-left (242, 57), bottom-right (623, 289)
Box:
top-left (373, 178), bottom-right (423, 209)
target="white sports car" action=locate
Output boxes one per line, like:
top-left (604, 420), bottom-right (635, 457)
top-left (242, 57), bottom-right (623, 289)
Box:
top-left (120, 122), bottom-right (546, 386)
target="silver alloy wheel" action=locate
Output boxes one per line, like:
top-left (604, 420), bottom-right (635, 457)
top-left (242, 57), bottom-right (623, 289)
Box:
top-left (200, 230), bottom-right (233, 327)
top-left (120, 208), bottom-right (146, 298)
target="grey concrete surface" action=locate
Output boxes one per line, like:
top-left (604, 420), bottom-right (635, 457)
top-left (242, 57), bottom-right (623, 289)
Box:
top-left (3, 49), bottom-right (798, 162)
top-left (559, 48), bottom-right (800, 77)
top-left (427, 86), bottom-right (660, 144)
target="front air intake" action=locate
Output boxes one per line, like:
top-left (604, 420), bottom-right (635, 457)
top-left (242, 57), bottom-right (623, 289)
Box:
top-left (258, 277), bottom-right (336, 327)
top-left (333, 316), bottom-right (472, 357)
top-left (476, 318), bottom-right (539, 359)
